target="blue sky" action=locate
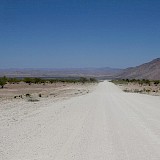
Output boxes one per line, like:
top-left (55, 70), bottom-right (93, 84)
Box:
top-left (0, 0), bottom-right (160, 68)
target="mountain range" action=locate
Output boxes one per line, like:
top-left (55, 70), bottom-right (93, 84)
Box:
top-left (0, 58), bottom-right (159, 80)
top-left (116, 58), bottom-right (160, 80)
top-left (0, 67), bottom-right (121, 79)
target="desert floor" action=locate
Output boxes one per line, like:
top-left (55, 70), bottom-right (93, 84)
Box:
top-left (0, 82), bottom-right (96, 102)
top-left (116, 82), bottom-right (160, 96)
top-left (0, 81), bottom-right (160, 160)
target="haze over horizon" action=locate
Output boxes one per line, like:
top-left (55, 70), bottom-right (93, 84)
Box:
top-left (0, 0), bottom-right (160, 69)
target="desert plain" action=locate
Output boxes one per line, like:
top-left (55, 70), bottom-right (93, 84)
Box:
top-left (0, 80), bottom-right (160, 160)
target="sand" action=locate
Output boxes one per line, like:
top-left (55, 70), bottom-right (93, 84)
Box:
top-left (0, 82), bottom-right (95, 102)
top-left (116, 82), bottom-right (160, 96)
top-left (0, 81), bottom-right (160, 160)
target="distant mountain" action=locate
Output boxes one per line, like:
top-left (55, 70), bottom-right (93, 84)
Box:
top-left (0, 67), bottom-right (122, 79)
top-left (1, 58), bottom-right (159, 80)
top-left (116, 58), bottom-right (160, 80)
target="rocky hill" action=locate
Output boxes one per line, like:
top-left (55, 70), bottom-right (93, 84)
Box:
top-left (117, 58), bottom-right (160, 80)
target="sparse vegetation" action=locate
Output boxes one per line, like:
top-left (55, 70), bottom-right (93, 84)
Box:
top-left (111, 79), bottom-right (160, 95)
top-left (8, 78), bottom-right (21, 84)
top-left (23, 77), bottom-right (33, 85)
top-left (154, 80), bottom-right (160, 86)
top-left (0, 76), bottom-right (8, 88)
top-left (14, 95), bottom-right (23, 99)
top-left (111, 79), bottom-right (159, 86)
top-left (0, 76), bottom-right (97, 101)
top-left (0, 76), bottom-right (98, 88)
top-left (25, 93), bottom-right (31, 97)
top-left (21, 77), bottom-right (98, 84)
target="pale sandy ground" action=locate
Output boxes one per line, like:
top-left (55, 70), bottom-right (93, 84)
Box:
top-left (0, 81), bottom-right (160, 160)
top-left (117, 83), bottom-right (160, 96)
top-left (0, 82), bottom-right (95, 102)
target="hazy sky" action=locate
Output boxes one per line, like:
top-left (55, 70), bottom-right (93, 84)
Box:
top-left (0, 0), bottom-right (160, 68)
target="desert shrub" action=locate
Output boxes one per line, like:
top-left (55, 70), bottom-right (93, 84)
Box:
top-left (26, 93), bottom-right (31, 97)
top-left (141, 79), bottom-right (150, 85)
top-left (154, 80), bottom-right (160, 85)
top-left (33, 78), bottom-right (43, 84)
top-left (79, 77), bottom-right (89, 83)
top-left (8, 78), bottom-right (21, 84)
top-left (0, 76), bottom-right (7, 88)
top-left (21, 77), bottom-right (98, 84)
top-left (46, 77), bottom-right (97, 84)
top-left (89, 78), bottom-right (98, 83)
top-left (112, 79), bottom-right (152, 86)
top-left (145, 89), bottom-right (151, 93)
top-left (23, 78), bottom-right (33, 84)
top-left (14, 95), bottom-right (23, 99)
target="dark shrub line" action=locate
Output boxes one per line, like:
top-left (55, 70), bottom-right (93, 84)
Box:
top-left (111, 79), bottom-right (160, 86)
top-left (0, 76), bottom-right (98, 88)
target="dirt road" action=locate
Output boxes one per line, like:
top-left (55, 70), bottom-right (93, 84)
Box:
top-left (1, 81), bottom-right (160, 160)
